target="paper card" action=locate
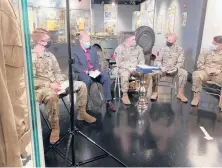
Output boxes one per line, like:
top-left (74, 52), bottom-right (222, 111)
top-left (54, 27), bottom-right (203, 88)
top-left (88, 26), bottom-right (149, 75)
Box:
top-left (89, 70), bottom-right (101, 78)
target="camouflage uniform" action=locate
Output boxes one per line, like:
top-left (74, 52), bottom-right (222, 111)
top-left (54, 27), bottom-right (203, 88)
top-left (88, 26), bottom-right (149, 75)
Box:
top-left (153, 45), bottom-right (188, 88)
top-left (192, 50), bottom-right (222, 92)
top-left (97, 50), bottom-right (109, 72)
top-left (32, 50), bottom-right (88, 125)
top-left (114, 44), bottom-right (149, 93)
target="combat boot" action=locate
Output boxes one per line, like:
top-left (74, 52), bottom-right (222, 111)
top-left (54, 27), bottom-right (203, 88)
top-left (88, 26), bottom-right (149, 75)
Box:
top-left (177, 88), bottom-right (188, 103)
top-left (121, 93), bottom-right (131, 105)
top-left (150, 86), bottom-right (158, 100)
top-left (191, 92), bottom-right (200, 106)
top-left (77, 106), bottom-right (96, 123)
top-left (50, 120), bottom-right (60, 144)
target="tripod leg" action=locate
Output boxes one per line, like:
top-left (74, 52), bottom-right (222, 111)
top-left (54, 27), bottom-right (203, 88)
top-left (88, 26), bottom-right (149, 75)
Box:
top-left (76, 129), bottom-right (127, 167)
top-left (61, 97), bottom-right (70, 114)
top-left (63, 133), bottom-right (74, 167)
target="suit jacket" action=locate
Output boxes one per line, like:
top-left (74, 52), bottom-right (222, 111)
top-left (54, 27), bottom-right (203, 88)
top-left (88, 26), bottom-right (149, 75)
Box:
top-left (72, 45), bottom-right (101, 74)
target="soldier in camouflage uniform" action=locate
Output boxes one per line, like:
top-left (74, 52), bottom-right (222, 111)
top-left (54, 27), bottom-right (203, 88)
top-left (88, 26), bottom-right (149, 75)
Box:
top-left (32, 29), bottom-right (96, 144)
top-left (114, 34), bottom-right (151, 105)
top-left (151, 34), bottom-right (188, 103)
top-left (191, 36), bottom-right (222, 106)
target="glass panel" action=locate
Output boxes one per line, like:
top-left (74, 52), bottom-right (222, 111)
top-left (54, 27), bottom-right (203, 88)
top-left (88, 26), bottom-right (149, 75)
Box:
top-left (20, 0), bottom-right (42, 167)
top-left (26, 0), bottom-right (91, 43)
top-left (1, 0), bottom-right (44, 167)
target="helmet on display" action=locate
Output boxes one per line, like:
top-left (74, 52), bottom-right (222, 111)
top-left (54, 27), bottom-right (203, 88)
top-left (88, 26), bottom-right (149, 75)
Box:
top-left (135, 26), bottom-right (155, 53)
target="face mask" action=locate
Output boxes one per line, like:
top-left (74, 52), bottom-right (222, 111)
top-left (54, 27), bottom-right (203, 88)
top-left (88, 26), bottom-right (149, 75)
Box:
top-left (210, 44), bottom-right (217, 51)
top-left (83, 42), bottom-right (90, 49)
top-left (45, 41), bottom-right (51, 48)
top-left (166, 41), bottom-right (173, 47)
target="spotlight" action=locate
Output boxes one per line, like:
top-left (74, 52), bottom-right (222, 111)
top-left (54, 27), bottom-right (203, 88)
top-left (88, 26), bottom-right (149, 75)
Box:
top-left (112, 1), bottom-right (115, 6)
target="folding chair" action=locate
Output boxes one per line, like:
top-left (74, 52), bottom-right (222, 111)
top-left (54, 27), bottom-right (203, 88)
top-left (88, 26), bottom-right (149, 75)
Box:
top-left (201, 81), bottom-right (222, 112)
top-left (156, 73), bottom-right (178, 102)
top-left (113, 64), bottom-right (138, 99)
top-left (158, 75), bottom-right (178, 96)
top-left (40, 93), bottom-right (70, 132)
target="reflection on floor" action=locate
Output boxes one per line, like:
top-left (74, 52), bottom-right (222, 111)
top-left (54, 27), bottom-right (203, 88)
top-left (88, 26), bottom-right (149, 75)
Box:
top-left (38, 55), bottom-right (222, 166)
top-left (40, 82), bottom-right (222, 167)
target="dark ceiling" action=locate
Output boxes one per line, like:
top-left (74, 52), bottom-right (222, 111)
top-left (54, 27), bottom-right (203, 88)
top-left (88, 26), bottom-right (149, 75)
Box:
top-left (92, 0), bottom-right (145, 5)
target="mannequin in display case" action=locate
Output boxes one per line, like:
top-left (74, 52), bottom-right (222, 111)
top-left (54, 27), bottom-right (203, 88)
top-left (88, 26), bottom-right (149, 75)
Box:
top-left (0, 0), bottom-right (31, 166)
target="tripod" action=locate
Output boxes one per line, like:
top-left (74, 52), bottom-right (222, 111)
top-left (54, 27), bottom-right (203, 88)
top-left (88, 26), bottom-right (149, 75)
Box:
top-left (44, 0), bottom-right (127, 167)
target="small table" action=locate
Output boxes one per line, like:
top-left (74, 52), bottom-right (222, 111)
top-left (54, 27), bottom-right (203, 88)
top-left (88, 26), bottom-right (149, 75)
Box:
top-left (136, 65), bottom-right (160, 111)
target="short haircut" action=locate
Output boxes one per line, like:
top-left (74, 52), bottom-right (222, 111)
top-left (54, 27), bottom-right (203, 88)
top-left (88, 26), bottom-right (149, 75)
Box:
top-left (214, 36), bottom-right (222, 44)
top-left (31, 28), bottom-right (50, 44)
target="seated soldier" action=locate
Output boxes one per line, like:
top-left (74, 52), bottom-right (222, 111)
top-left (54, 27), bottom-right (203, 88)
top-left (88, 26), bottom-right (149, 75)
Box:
top-left (151, 34), bottom-right (188, 103)
top-left (31, 28), bottom-right (96, 144)
top-left (191, 36), bottom-right (222, 106)
top-left (72, 31), bottom-right (116, 112)
top-left (114, 33), bottom-right (150, 105)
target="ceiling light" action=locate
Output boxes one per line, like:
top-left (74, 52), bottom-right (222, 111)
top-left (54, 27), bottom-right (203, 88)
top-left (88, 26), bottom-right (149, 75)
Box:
top-left (112, 1), bottom-right (115, 6)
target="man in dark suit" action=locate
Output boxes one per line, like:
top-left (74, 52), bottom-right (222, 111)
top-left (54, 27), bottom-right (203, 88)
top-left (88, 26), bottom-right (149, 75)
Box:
top-left (72, 31), bottom-right (116, 112)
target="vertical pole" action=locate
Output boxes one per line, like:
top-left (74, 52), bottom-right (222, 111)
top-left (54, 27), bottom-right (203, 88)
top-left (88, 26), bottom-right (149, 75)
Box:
top-left (65, 0), bottom-right (75, 165)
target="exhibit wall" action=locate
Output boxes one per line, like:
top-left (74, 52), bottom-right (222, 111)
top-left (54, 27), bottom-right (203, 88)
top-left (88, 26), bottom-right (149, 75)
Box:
top-left (201, 0), bottom-right (222, 50)
top-left (91, 4), bottom-right (139, 33)
top-left (153, 0), bottom-right (207, 73)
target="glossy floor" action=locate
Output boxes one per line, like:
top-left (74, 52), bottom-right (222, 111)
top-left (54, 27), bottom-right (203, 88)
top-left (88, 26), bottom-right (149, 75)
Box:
top-left (41, 82), bottom-right (222, 167)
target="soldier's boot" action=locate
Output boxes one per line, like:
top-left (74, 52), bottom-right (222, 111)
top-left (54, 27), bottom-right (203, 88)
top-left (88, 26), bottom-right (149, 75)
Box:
top-left (50, 120), bottom-right (60, 144)
top-left (177, 88), bottom-right (188, 103)
top-left (150, 86), bottom-right (158, 101)
top-left (77, 106), bottom-right (96, 123)
top-left (191, 92), bottom-right (200, 106)
top-left (121, 93), bottom-right (131, 105)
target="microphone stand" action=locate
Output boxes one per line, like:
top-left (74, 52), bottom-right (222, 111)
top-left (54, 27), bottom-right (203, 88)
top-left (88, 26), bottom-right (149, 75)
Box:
top-left (44, 0), bottom-right (127, 167)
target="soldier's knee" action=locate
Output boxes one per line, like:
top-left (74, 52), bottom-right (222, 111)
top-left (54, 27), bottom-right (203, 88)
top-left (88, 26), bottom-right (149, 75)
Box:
top-left (179, 69), bottom-right (188, 78)
top-left (75, 81), bottom-right (87, 93)
top-left (46, 92), bottom-right (59, 103)
top-left (78, 81), bottom-right (87, 88)
top-left (121, 76), bottom-right (130, 83)
top-left (192, 71), bottom-right (200, 79)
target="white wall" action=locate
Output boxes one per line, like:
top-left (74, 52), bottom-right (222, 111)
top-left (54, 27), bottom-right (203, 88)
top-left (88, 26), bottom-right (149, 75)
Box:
top-left (91, 4), bottom-right (139, 33)
top-left (201, 0), bottom-right (222, 50)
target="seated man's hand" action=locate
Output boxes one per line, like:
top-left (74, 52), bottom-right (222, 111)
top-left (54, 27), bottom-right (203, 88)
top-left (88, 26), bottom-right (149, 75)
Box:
top-left (127, 68), bottom-right (136, 75)
top-left (160, 66), bottom-right (167, 72)
top-left (215, 69), bottom-right (221, 75)
top-left (50, 83), bottom-right (61, 92)
top-left (166, 66), bottom-right (178, 75)
top-left (206, 67), bottom-right (217, 75)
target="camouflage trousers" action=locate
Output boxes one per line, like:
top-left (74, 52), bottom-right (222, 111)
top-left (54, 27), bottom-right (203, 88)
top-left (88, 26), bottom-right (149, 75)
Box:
top-left (152, 68), bottom-right (188, 88)
top-left (192, 70), bottom-right (222, 92)
top-left (120, 69), bottom-right (152, 93)
top-left (35, 80), bottom-right (87, 124)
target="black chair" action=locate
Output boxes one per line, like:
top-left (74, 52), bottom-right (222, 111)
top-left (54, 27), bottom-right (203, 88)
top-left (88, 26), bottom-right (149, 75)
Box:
top-left (40, 92), bottom-right (70, 132)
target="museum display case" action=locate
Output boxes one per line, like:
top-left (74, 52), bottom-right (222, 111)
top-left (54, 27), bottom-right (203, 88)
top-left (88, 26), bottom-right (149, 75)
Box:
top-left (22, 0), bottom-right (91, 43)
